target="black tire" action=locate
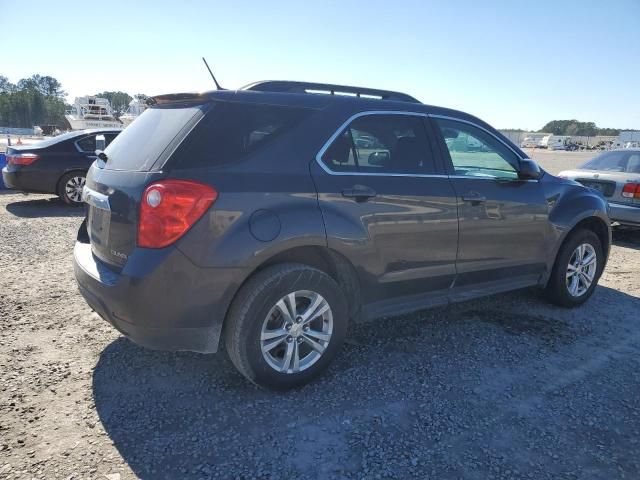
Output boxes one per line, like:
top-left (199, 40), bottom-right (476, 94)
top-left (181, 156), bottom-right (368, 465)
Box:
top-left (57, 171), bottom-right (86, 206)
top-left (544, 228), bottom-right (604, 307)
top-left (224, 263), bottom-right (348, 390)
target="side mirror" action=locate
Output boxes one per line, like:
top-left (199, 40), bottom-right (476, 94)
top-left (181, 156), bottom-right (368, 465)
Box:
top-left (368, 151), bottom-right (389, 166)
top-left (518, 158), bottom-right (541, 180)
top-left (95, 134), bottom-right (106, 155)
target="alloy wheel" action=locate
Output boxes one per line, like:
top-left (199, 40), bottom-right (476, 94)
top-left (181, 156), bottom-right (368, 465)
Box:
top-left (566, 243), bottom-right (597, 297)
top-left (260, 290), bottom-right (333, 374)
top-left (65, 176), bottom-right (86, 203)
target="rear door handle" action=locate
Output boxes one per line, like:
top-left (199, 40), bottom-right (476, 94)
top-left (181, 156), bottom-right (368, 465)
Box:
top-left (342, 185), bottom-right (377, 202)
top-left (461, 192), bottom-right (487, 204)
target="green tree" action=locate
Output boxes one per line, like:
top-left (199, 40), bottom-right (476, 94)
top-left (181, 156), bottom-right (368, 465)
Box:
top-left (539, 120), bottom-right (618, 137)
top-left (0, 74), bottom-right (67, 128)
top-left (95, 91), bottom-right (133, 117)
top-left (0, 75), bottom-right (15, 93)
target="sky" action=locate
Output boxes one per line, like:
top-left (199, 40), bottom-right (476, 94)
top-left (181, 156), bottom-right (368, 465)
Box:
top-left (1, 0), bottom-right (639, 130)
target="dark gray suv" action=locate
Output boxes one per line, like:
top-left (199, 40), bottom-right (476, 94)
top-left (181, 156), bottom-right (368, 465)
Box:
top-left (74, 81), bottom-right (611, 389)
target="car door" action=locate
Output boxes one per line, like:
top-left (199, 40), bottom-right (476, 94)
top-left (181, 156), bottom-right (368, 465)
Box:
top-left (74, 134), bottom-right (99, 165)
top-left (310, 112), bottom-right (459, 315)
top-left (34, 135), bottom-right (90, 191)
top-left (430, 116), bottom-right (549, 293)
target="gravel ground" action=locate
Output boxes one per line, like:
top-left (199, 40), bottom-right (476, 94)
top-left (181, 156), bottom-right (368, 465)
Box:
top-left (1, 152), bottom-right (640, 479)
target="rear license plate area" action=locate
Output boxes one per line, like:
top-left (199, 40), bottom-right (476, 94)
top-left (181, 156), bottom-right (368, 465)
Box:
top-left (88, 206), bottom-right (111, 247)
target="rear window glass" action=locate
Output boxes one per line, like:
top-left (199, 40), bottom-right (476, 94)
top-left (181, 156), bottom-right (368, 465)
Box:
top-left (103, 105), bottom-right (205, 171)
top-left (580, 151), bottom-right (640, 173)
top-left (172, 102), bottom-right (310, 169)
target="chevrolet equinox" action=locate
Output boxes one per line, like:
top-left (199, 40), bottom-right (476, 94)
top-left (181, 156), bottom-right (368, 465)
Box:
top-left (73, 81), bottom-right (611, 390)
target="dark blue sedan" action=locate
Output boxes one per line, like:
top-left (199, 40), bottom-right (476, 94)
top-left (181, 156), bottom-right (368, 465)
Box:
top-left (2, 129), bottom-right (121, 205)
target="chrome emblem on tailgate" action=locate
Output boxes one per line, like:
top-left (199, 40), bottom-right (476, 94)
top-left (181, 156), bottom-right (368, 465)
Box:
top-left (82, 186), bottom-right (111, 211)
top-left (110, 250), bottom-right (128, 260)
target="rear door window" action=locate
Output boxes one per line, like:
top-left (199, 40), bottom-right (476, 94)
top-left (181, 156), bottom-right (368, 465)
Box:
top-left (320, 114), bottom-right (436, 174)
top-left (173, 102), bottom-right (310, 168)
top-left (103, 105), bottom-right (206, 171)
top-left (321, 130), bottom-right (358, 172)
top-left (76, 135), bottom-right (96, 153)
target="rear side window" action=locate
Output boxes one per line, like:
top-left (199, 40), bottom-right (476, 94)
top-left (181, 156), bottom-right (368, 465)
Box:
top-left (320, 114), bottom-right (435, 174)
top-left (76, 135), bottom-right (96, 153)
top-left (103, 105), bottom-right (205, 171)
top-left (173, 102), bottom-right (310, 169)
top-left (77, 133), bottom-right (116, 153)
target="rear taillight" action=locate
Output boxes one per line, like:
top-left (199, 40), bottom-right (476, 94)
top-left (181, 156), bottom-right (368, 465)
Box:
top-left (7, 153), bottom-right (40, 165)
top-left (622, 183), bottom-right (640, 199)
top-left (138, 180), bottom-right (218, 248)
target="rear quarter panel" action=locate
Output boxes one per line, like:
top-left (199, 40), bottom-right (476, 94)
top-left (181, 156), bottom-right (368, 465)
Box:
top-left (173, 123), bottom-right (330, 270)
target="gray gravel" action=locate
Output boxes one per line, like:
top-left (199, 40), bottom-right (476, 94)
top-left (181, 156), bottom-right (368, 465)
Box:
top-left (1, 152), bottom-right (640, 479)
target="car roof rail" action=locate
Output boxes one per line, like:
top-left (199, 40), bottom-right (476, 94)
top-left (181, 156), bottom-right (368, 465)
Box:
top-left (242, 81), bottom-right (421, 104)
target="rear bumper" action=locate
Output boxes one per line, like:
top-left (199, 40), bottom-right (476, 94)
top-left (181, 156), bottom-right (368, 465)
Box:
top-left (2, 167), bottom-right (20, 190)
top-left (609, 202), bottom-right (640, 227)
top-left (73, 233), bottom-right (245, 353)
top-left (2, 165), bottom-right (55, 194)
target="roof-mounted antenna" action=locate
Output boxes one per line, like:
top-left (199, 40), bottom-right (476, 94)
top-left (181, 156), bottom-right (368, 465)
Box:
top-left (202, 57), bottom-right (225, 90)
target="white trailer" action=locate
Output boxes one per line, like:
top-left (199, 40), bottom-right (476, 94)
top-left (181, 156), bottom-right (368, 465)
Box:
top-left (613, 131), bottom-right (640, 149)
top-left (545, 135), bottom-right (572, 150)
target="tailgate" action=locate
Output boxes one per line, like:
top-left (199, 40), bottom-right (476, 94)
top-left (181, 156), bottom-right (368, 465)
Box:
top-left (84, 165), bottom-right (166, 270)
top-left (82, 100), bottom-right (209, 269)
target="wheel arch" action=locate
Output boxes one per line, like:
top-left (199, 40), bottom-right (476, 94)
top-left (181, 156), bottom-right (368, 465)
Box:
top-left (542, 213), bottom-right (611, 287)
top-left (571, 215), bottom-right (610, 259)
top-left (222, 245), bottom-right (362, 332)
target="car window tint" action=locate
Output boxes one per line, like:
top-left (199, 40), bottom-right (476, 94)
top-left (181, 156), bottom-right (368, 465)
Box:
top-left (320, 115), bottom-right (435, 174)
top-left (104, 133), bottom-right (118, 147)
top-left (76, 135), bottom-right (96, 152)
top-left (175, 102), bottom-right (310, 169)
top-left (348, 115), bottom-right (435, 174)
top-left (320, 129), bottom-right (358, 172)
top-left (104, 104), bottom-right (206, 171)
top-left (435, 118), bottom-right (519, 180)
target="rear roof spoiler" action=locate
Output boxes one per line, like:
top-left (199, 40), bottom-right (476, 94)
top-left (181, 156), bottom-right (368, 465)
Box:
top-left (147, 81), bottom-right (421, 106)
top-left (242, 81), bottom-right (421, 104)
top-left (146, 93), bottom-right (211, 106)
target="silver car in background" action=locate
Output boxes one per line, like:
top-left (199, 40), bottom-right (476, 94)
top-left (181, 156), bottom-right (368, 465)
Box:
top-left (559, 150), bottom-right (640, 227)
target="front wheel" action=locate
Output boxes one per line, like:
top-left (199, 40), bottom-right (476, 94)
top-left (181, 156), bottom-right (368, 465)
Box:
top-left (544, 229), bottom-right (604, 307)
top-left (224, 263), bottom-right (348, 390)
top-left (57, 172), bottom-right (86, 206)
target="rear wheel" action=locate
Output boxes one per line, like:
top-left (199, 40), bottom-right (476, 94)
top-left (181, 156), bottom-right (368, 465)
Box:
top-left (544, 229), bottom-right (603, 307)
top-left (224, 263), bottom-right (348, 390)
top-left (57, 172), bottom-right (86, 206)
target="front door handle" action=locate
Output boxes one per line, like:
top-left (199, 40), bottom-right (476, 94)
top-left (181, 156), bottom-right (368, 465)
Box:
top-left (461, 192), bottom-right (487, 204)
top-left (342, 185), bottom-right (377, 202)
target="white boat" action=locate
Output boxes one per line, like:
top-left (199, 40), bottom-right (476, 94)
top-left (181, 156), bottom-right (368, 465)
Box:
top-left (65, 96), bottom-right (122, 130)
top-left (119, 95), bottom-right (148, 127)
